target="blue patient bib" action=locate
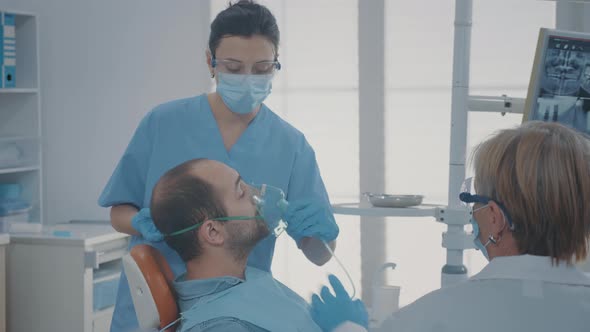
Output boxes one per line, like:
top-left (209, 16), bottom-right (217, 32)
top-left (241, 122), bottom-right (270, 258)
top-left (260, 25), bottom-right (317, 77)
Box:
top-left (179, 267), bottom-right (321, 332)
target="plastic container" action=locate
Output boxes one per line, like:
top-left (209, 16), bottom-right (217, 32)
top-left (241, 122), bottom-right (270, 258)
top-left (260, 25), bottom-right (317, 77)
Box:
top-left (0, 199), bottom-right (31, 216)
top-left (93, 276), bottom-right (120, 311)
top-left (370, 263), bottom-right (400, 327)
top-left (0, 137), bottom-right (39, 169)
top-left (0, 210), bottom-right (31, 232)
top-left (0, 142), bottom-right (22, 168)
top-left (93, 260), bottom-right (122, 311)
top-left (0, 198), bottom-right (32, 233)
top-left (0, 183), bottom-right (21, 199)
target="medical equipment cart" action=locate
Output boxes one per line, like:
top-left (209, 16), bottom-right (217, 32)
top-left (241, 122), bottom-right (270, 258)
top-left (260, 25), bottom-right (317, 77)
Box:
top-left (7, 221), bottom-right (129, 332)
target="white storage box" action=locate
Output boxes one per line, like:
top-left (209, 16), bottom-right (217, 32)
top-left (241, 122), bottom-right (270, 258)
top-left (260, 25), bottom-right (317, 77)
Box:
top-left (0, 202), bottom-right (31, 233)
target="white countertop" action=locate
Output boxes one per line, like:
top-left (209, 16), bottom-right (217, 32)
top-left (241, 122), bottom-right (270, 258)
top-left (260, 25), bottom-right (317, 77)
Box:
top-left (8, 221), bottom-right (129, 247)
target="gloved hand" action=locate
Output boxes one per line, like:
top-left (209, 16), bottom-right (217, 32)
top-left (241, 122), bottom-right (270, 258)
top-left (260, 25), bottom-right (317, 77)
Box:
top-left (311, 274), bottom-right (369, 331)
top-left (283, 199), bottom-right (339, 245)
top-left (131, 208), bottom-right (164, 242)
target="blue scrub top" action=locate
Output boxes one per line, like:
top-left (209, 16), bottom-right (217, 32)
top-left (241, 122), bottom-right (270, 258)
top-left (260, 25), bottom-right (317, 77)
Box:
top-left (99, 94), bottom-right (332, 332)
top-left (174, 275), bottom-right (266, 332)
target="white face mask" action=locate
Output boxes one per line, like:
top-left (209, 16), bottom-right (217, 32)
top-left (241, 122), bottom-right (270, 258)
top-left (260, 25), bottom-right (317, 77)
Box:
top-left (470, 214), bottom-right (491, 261)
top-left (216, 73), bottom-right (273, 114)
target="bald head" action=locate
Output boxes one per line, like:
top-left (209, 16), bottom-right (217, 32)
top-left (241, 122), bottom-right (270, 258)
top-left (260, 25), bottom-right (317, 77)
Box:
top-left (152, 159), bottom-right (214, 206)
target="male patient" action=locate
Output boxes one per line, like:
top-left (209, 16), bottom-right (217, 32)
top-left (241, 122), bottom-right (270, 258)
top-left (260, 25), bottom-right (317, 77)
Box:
top-left (150, 158), bottom-right (321, 332)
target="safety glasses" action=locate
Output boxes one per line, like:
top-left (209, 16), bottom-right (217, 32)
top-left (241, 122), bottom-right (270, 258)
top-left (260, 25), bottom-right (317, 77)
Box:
top-left (459, 177), bottom-right (516, 231)
top-left (212, 58), bottom-right (281, 75)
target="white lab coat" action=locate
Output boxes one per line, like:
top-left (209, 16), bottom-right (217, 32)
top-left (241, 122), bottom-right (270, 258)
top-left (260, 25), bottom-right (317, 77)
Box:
top-left (335, 255), bottom-right (590, 332)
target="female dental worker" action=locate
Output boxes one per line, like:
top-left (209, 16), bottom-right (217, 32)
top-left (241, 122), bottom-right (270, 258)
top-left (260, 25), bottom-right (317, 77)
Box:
top-left (311, 121), bottom-right (590, 332)
top-left (99, 1), bottom-right (339, 331)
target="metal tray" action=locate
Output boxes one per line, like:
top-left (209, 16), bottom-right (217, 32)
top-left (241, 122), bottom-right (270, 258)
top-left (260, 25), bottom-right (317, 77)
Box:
top-left (363, 192), bottom-right (424, 208)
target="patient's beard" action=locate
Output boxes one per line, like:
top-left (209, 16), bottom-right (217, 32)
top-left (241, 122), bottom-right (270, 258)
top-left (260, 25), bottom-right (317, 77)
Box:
top-left (226, 218), bottom-right (270, 262)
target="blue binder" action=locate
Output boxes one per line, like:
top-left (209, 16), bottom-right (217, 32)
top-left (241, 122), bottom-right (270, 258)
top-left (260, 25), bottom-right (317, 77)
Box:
top-left (1, 12), bottom-right (16, 88)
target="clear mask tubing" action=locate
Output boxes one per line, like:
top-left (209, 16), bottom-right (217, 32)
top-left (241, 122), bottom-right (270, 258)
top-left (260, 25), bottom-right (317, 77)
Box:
top-left (250, 183), bottom-right (356, 299)
top-left (323, 240), bottom-right (357, 300)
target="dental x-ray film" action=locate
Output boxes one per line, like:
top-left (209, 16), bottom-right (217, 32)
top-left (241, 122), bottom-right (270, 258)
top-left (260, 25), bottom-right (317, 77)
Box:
top-left (524, 28), bottom-right (590, 136)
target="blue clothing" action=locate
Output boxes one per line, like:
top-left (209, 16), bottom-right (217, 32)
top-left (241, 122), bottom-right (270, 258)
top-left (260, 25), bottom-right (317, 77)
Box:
top-left (99, 94), bottom-right (333, 332)
top-left (177, 267), bottom-right (322, 332)
top-left (310, 275), bottom-right (369, 331)
top-left (174, 275), bottom-right (267, 332)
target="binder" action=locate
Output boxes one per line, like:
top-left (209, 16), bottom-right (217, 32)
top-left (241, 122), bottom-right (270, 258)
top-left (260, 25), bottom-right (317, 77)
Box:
top-left (1, 12), bottom-right (16, 88)
top-left (0, 22), bottom-right (3, 85)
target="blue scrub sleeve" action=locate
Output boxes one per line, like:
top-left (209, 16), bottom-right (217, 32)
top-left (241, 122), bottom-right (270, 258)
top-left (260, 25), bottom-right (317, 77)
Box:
top-left (98, 111), bottom-right (155, 209)
top-left (286, 137), bottom-right (333, 212)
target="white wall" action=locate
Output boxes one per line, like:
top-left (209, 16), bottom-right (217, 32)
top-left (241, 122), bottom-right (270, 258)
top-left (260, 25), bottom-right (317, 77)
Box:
top-left (0, 0), bottom-right (211, 223)
top-left (556, 1), bottom-right (590, 32)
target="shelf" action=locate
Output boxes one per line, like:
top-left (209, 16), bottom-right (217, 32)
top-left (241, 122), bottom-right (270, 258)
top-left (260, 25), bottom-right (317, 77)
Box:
top-left (332, 202), bottom-right (444, 218)
top-left (93, 272), bottom-right (120, 285)
top-left (0, 88), bottom-right (38, 94)
top-left (0, 165), bottom-right (40, 175)
top-left (0, 135), bottom-right (39, 142)
top-left (93, 259), bottom-right (122, 284)
top-left (1, 10), bottom-right (36, 18)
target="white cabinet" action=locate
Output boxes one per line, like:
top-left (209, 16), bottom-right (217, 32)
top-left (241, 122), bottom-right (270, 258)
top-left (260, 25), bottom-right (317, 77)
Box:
top-left (0, 11), bottom-right (42, 228)
top-left (7, 222), bottom-right (129, 332)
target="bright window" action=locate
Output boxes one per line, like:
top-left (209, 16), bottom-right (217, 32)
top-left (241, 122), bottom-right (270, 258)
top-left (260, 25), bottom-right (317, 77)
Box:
top-left (384, 0), bottom-right (555, 305)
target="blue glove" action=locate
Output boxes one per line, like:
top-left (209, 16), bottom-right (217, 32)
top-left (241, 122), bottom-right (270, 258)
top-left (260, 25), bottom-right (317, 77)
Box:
top-left (283, 199), bottom-right (339, 245)
top-left (131, 208), bottom-right (164, 242)
top-left (311, 274), bottom-right (369, 331)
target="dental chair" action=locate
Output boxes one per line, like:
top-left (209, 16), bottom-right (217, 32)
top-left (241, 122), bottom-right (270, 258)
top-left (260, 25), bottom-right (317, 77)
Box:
top-left (122, 244), bottom-right (179, 332)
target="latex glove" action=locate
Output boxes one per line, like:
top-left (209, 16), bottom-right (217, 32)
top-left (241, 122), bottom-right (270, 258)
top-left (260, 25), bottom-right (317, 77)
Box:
top-left (311, 275), bottom-right (369, 332)
top-left (283, 199), bottom-right (339, 245)
top-left (131, 208), bottom-right (164, 242)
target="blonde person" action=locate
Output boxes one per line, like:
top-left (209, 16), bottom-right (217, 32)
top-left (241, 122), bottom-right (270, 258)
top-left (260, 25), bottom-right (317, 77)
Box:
top-left (312, 121), bottom-right (590, 332)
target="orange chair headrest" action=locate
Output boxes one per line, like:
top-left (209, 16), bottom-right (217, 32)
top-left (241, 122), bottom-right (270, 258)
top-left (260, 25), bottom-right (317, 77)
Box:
top-left (130, 244), bottom-right (179, 331)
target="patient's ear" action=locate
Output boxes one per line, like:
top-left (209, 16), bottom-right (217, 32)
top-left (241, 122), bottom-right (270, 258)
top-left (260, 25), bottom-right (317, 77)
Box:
top-left (199, 219), bottom-right (225, 246)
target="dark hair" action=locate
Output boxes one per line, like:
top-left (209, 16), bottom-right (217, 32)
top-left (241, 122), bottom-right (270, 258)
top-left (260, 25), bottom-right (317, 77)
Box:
top-left (209, 0), bottom-right (280, 58)
top-left (150, 159), bottom-right (226, 262)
